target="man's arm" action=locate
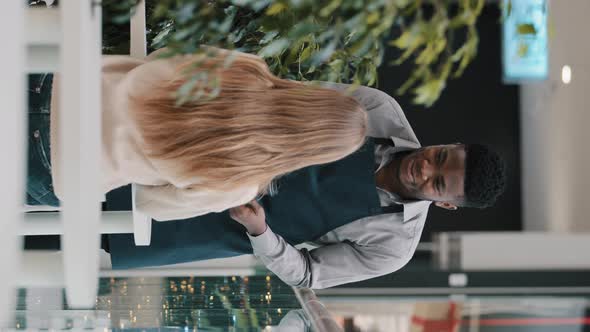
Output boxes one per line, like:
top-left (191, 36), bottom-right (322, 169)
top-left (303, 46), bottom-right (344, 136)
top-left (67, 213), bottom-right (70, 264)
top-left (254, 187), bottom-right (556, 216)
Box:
top-left (274, 309), bottom-right (312, 331)
top-left (250, 227), bottom-right (408, 289)
top-left (230, 202), bottom-right (411, 289)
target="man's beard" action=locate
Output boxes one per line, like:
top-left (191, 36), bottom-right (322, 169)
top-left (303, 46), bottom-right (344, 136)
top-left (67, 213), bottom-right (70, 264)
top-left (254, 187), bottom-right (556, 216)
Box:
top-left (391, 150), bottom-right (413, 183)
top-left (387, 149), bottom-right (417, 199)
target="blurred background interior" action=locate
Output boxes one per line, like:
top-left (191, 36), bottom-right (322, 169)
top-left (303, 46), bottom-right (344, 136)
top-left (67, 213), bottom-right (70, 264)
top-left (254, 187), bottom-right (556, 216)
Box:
top-left (11, 0), bottom-right (590, 331)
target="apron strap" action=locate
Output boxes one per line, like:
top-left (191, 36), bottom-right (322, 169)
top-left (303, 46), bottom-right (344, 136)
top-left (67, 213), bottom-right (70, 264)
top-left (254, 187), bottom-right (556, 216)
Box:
top-left (372, 137), bottom-right (395, 147)
top-left (373, 137), bottom-right (401, 214)
top-left (381, 204), bottom-right (403, 214)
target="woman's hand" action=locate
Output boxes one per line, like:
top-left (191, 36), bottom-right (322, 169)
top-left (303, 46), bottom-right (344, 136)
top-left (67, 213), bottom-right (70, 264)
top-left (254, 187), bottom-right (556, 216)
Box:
top-left (229, 200), bottom-right (267, 236)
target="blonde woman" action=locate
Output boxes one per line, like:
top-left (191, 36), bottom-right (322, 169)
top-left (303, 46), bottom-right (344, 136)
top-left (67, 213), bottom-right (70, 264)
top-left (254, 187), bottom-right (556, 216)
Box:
top-left (27, 49), bottom-right (367, 221)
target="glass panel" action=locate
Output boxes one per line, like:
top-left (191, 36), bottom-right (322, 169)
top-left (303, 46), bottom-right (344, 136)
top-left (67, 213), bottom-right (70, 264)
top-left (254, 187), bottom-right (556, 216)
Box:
top-left (12, 276), bottom-right (304, 331)
top-left (10, 277), bottom-right (590, 331)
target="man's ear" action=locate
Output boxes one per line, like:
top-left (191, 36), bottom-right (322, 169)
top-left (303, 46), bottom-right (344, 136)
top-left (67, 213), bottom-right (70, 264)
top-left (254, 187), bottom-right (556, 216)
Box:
top-left (435, 202), bottom-right (458, 211)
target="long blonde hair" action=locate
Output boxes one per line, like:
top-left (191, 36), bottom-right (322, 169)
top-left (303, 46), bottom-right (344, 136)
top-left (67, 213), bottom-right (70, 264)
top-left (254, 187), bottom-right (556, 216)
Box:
top-left (131, 50), bottom-right (367, 194)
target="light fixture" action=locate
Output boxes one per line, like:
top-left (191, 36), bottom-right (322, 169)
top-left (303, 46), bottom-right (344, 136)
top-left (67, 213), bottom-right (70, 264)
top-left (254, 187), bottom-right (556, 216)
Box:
top-left (561, 65), bottom-right (572, 84)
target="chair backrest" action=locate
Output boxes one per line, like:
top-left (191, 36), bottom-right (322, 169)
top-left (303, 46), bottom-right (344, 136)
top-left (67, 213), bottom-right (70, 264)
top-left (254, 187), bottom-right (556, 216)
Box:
top-left (0, 1), bottom-right (27, 325)
top-left (129, 0), bottom-right (153, 246)
top-left (5, 0), bottom-right (104, 313)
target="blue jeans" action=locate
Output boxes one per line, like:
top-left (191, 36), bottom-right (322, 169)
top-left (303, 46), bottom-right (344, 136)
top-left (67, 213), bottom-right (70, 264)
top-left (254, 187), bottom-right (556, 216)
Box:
top-left (27, 73), bottom-right (59, 206)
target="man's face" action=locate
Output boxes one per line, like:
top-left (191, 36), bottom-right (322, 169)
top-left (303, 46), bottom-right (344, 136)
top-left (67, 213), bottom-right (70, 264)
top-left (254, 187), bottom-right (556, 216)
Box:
top-left (392, 144), bottom-right (466, 207)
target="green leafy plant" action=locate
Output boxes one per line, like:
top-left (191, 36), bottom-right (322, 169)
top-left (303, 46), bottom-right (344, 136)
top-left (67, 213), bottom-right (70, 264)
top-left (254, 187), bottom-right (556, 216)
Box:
top-left (104, 0), bottom-right (485, 107)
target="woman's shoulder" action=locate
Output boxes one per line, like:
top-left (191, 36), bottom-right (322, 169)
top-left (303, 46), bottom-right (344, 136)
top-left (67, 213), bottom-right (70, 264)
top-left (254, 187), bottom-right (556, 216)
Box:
top-left (102, 55), bottom-right (146, 73)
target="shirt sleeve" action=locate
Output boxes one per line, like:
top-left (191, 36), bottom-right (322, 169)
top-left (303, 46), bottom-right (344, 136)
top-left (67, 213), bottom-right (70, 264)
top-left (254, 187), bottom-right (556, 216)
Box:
top-left (274, 310), bottom-right (312, 331)
top-left (248, 225), bottom-right (411, 289)
top-left (316, 82), bottom-right (420, 147)
top-left (134, 183), bottom-right (258, 221)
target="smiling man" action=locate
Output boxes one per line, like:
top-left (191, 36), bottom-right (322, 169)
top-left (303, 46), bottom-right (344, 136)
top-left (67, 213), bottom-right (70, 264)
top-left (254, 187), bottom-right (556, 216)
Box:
top-left (375, 143), bottom-right (490, 210)
top-left (106, 83), bottom-right (507, 289)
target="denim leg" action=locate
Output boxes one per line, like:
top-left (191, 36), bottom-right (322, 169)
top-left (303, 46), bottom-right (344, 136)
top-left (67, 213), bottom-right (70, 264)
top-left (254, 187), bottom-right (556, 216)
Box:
top-left (26, 74), bottom-right (59, 207)
top-left (26, 193), bottom-right (40, 206)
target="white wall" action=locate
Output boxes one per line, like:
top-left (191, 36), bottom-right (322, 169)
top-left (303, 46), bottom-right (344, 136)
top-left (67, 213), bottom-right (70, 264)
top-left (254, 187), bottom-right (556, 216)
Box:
top-left (521, 0), bottom-right (590, 232)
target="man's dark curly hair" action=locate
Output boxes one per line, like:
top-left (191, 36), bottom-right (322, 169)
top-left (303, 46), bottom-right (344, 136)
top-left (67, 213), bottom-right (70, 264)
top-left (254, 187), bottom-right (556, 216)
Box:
top-left (462, 144), bottom-right (507, 208)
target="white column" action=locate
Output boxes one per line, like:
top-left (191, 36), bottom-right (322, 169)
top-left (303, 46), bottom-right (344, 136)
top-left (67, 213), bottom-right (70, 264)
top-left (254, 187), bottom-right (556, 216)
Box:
top-left (59, 0), bottom-right (102, 308)
top-left (20, 211), bottom-right (136, 236)
top-left (129, 0), bottom-right (153, 246)
top-left (18, 252), bottom-right (64, 288)
top-left (0, 0), bottom-right (26, 326)
top-left (130, 0), bottom-right (147, 58)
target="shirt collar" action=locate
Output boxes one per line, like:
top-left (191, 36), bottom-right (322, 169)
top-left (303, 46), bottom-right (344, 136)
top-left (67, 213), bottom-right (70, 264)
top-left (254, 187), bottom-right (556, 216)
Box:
top-left (374, 136), bottom-right (421, 173)
top-left (401, 200), bottom-right (432, 222)
top-left (377, 187), bottom-right (432, 222)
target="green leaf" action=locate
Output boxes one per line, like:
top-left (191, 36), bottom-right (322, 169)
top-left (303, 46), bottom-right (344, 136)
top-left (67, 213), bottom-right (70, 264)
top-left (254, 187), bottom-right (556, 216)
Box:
top-left (285, 39), bottom-right (305, 65)
top-left (367, 63), bottom-right (378, 86)
top-left (175, 2), bottom-right (197, 24)
top-left (393, 0), bottom-right (412, 7)
top-left (299, 44), bottom-right (314, 62)
top-left (397, 66), bottom-right (426, 95)
top-left (415, 38), bottom-right (446, 65)
top-left (257, 38), bottom-right (290, 57)
top-left (175, 74), bottom-right (204, 106)
top-left (260, 30), bottom-right (279, 45)
top-left (266, 2), bottom-right (287, 15)
top-left (349, 34), bottom-right (374, 57)
top-left (310, 39), bottom-right (338, 65)
top-left (366, 12), bottom-right (380, 25)
top-left (412, 79), bottom-right (445, 107)
top-left (172, 27), bottom-right (197, 42)
top-left (390, 22), bottom-right (426, 51)
top-left (451, 26), bottom-right (478, 77)
top-left (151, 25), bottom-right (173, 47)
top-left (327, 59), bottom-right (344, 82)
top-left (329, 59), bottom-right (344, 70)
top-left (319, 0), bottom-right (342, 17)
top-left (287, 22), bottom-right (323, 39)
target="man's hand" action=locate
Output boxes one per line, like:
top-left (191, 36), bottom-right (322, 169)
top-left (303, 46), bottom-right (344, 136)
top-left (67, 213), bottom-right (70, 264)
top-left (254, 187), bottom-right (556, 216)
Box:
top-left (229, 200), bottom-right (267, 236)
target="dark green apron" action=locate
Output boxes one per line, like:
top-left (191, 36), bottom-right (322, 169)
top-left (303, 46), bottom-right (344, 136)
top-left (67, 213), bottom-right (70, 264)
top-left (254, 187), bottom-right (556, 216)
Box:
top-left (109, 139), bottom-right (402, 269)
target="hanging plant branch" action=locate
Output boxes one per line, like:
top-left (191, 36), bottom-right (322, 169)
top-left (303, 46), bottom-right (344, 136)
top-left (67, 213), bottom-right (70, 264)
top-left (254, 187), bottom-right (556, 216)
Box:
top-left (101, 0), bottom-right (486, 108)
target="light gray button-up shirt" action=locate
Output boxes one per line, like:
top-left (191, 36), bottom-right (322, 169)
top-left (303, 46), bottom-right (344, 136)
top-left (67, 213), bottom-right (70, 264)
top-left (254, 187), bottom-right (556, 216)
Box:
top-left (247, 83), bottom-right (432, 289)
